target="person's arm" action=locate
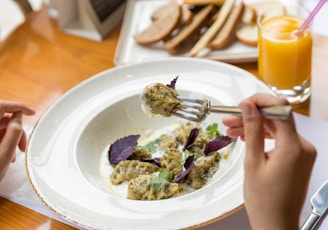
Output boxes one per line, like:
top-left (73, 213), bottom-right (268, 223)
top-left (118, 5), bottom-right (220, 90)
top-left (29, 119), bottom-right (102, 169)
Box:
top-left (0, 101), bottom-right (35, 181)
top-left (222, 93), bottom-right (316, 230)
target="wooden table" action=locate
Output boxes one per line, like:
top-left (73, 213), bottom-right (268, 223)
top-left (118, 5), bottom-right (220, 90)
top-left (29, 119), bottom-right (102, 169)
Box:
top-left (1, 7), bottom-right (328, 230)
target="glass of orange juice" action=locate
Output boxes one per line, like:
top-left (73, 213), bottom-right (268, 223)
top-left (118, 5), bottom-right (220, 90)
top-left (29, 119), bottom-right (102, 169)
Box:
top-left (257, 4), bottom-right (312, 105)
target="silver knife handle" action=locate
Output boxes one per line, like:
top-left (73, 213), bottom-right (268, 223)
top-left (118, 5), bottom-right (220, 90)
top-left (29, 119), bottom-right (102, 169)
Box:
top-left (301, 212), bottom-right (320, 230)
top-left (209, 105), bottom-right (292, 120)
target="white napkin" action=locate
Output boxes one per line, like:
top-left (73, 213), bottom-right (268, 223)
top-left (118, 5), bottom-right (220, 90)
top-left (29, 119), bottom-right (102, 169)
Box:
top-left (1, 113), bottom-right (328, 229)
top-left (0, 125), bottom-right (73, 227)
top-left (0, 152), bottom-right (62, 220)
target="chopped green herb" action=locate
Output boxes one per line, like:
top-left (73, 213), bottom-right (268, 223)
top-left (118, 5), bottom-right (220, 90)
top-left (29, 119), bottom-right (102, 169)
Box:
top-left (141, 138), bottom-right (161, 153)
top-left (206, 123), bottom-right (220, 137)
top-left (151, 170), bottom-right (171, 192)
top-left (181, 150), bottom-right (199, 164)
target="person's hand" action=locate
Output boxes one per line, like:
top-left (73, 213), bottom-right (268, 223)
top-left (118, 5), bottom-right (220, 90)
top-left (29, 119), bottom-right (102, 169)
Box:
top-left (0, 101), bottom-right (35, 181)
top-left (222, 93), bottom-right (316, 230)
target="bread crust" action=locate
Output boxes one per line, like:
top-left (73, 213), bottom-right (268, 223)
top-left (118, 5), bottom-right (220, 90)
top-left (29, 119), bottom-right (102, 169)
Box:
top-left (189, 0), bottom-right (236, 56)
top-left (181, 5), bottom-right (193, 25)
top-left (164, 4), bottom-right (215, 54)
top-left (208, 1), bottom-right (244, 50)
top-left (235, 24), bottom-right (258, 46)
top-left (235, 1), bottom-right (285, 47)
top-left (182, 0), bottom-right (225, 5)
top-left (134, 3), bottom-right (182, 46)
top-left (241, 5), bottom-right (257, 25)
top-left (133, 0), bottom-right (285, 55)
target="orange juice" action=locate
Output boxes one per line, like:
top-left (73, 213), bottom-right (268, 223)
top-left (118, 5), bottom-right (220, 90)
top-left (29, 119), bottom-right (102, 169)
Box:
top-left (258, 15), bottom-right (312, 90)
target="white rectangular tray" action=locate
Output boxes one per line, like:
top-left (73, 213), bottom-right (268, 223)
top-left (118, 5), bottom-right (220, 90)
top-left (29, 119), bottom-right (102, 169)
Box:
top-left (114, 0), bottom-right (298, 65)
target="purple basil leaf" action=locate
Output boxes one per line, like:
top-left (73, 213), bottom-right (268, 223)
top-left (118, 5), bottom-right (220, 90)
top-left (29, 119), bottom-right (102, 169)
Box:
top-left (140, 157), bottom-right (162, 167)
top-left (183, 128), bottom-right (199, 151)
top-left (175, 155), bottom-right (195, 182)
top-left (108, 134), bottom-right (140, 165)
top-left (167, 76), bottom-right (179, 89)
top-left (204, 135), bottom-right (237, 155)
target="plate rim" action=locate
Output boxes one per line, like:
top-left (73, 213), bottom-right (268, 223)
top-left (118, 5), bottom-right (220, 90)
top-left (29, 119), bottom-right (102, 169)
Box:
top-left (25, 57), bottom-right (274, 229)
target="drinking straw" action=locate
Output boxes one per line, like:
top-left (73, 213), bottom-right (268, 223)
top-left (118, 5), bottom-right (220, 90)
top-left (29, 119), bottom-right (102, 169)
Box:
top-left (298, 0), bottom-right (327, 33)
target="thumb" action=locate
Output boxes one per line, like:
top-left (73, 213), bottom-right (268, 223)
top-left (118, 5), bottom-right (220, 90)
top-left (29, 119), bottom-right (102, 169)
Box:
top-left (240, 101), bottom-right (265, 168)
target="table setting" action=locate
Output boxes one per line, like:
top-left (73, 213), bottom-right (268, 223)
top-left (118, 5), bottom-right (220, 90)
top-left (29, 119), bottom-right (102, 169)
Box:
top-left (1, 112), bottom-right (328, 229)
top-left (0, 0), bottom-right (328, 229)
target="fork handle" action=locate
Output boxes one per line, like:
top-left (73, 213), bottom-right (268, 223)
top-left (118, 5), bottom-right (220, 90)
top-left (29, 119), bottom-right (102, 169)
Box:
top-left (208, 105), bottom-right (293, 120)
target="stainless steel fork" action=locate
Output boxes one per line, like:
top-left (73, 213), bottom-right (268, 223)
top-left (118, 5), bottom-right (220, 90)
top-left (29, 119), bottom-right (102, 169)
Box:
top-left (173, 96), bottom-right (293, 122)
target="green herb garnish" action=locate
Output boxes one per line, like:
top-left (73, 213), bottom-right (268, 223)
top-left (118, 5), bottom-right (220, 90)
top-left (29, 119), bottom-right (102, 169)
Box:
top-left (141, 138), bottom-right (161, 153)
top-left (206, 123), bottom-right (220, 137)
top-left (181, 150), bottom-right (199, 164)
top-left (151, 170), bottom-right (171, 192)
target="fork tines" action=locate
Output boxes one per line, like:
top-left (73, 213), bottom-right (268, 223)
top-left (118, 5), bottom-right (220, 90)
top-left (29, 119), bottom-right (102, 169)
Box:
top-left (173, 96), bottom-right (293, 122)
top-left (173, 96), bottom-right (209, 122)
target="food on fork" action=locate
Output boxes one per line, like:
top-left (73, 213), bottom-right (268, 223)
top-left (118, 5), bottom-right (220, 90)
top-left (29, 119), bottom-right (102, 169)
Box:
top-left (141, 77), bottom-right (183, 117)
top-left (141, 77), bottom-right (293, 122)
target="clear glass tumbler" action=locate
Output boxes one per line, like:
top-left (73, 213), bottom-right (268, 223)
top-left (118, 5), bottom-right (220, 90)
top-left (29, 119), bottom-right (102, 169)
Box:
top-left (257, 4), bottom-right (312, 105)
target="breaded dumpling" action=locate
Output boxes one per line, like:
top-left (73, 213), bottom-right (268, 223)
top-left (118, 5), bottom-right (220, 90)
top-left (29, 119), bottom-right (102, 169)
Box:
top-left (110, 160), bottom-right (160, 185)
top-left (161, 148), bottom-right (183, 178)
top-left (185, 153), bottom-right (221, 189)
top-left (127, 174), bottom-right (182, 200)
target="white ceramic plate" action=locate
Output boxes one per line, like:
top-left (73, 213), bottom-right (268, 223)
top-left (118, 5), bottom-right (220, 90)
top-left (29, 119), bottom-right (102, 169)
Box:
top-left (26, 58), bottom-right (274, 230)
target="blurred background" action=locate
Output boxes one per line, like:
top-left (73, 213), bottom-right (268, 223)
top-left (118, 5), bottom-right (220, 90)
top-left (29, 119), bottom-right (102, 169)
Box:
top-left (1, 0), bottom-right (327, 42)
